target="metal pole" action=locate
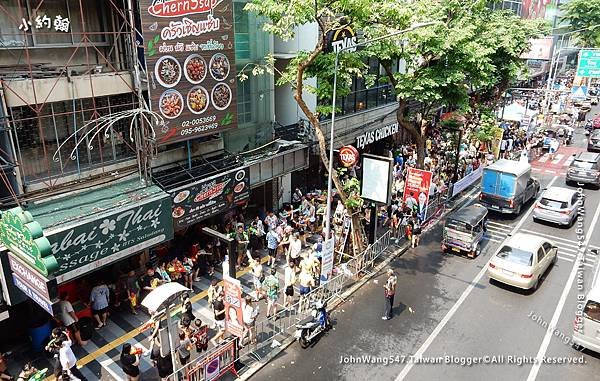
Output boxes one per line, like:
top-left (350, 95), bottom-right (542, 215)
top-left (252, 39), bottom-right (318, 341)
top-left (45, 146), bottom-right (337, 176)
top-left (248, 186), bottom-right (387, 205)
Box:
top-left (165, 304), bottom-right (179, 381)
top-left (324, 50), bottom-right (340, 240)
top-left (323, 21), bottom-right (440, 239)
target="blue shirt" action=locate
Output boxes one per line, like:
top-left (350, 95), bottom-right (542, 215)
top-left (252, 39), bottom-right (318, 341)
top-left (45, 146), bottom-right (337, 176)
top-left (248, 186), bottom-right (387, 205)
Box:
top-left (266, 230), bottom-right (279, 250)
top-left (90, 284), bottom-right (110, 310)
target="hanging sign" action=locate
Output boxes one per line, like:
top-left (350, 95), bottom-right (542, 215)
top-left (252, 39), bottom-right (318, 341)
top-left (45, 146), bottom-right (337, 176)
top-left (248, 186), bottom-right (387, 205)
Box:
top-left (0, 208), bottom-right (58, 277)
top-left (326, 24), bottom-right (358, 53)
top-left (223, 276), bottom-right (244, 338)
top-left (402, 168), bottom-right (433, 221)
top-left (339, 145), bottom-right (359, 167)
top-left (139, 0), bottom-right (238, 144)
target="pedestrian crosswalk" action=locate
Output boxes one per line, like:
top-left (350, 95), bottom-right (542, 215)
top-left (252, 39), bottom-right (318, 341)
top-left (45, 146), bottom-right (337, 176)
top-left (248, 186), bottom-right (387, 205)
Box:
top-left (482, 220), bottom-right (597, 269)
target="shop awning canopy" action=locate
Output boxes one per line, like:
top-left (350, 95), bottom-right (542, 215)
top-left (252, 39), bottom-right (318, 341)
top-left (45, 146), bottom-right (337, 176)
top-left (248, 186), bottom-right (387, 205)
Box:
top-left (497, 103), bottom-right (538, 122)
top-left (141, 282), bottom-right (190, 313)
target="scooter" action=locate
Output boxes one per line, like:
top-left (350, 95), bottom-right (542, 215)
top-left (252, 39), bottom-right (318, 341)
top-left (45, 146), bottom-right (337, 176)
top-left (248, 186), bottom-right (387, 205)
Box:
top-left (295, 300), bottom-right (331, 349)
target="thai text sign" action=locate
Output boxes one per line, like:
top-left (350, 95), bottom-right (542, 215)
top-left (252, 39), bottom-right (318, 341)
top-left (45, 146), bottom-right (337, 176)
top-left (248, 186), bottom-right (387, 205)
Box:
top-left (171, 167), bottom-right (249, 229)
top-left (403, 168), bottom-right (433, 220)
top-left (0, 207), bottom-right (58, 277)
top-left (49, 196), bottom-right (174, 283)
top-left (320, 238), bottom-right (335, 284)
top-left (140, 0), bottom-right (238, 144)
top-left (223, 276), bottom-right (244, 338)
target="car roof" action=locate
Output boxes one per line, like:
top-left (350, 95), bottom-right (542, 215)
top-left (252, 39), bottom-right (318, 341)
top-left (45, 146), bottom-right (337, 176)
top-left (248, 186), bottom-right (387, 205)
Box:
top-left (485, 159), bottom-right (531, 176)
top-left (502, 233), bottom-right (550, 252)
top-left (541, 186), bottom-right (577, 202)
top-left (574, 152), bottom-right (600, 162)
top-left (447, 203), bottom-right (488, 225)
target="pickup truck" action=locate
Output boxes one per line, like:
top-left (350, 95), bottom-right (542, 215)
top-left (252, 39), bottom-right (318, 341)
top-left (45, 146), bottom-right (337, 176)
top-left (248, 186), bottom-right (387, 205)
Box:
top-left (478, 159), bottom-right (540, 215)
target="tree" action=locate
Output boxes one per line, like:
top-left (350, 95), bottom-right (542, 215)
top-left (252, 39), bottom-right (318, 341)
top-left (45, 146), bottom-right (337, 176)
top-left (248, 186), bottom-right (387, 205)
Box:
top-left (243, 0), bottom-right (390, 253)
top-left (561, 0), bottom-right (600, 48)
top-left (366, 0), bottom-right (545, 169)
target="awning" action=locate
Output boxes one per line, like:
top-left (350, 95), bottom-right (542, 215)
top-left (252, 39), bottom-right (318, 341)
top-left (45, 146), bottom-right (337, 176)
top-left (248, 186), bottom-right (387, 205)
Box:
top-left (23, 177), bottom-right (174, 283)
top-left (141, 282), bottom-right (190, 313)
top-left (242, 140), bottom-right (309, 188)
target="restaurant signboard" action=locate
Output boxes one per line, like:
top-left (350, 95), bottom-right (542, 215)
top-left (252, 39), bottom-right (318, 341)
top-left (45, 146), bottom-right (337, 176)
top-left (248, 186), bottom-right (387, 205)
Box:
top-left (171, 167), bottom-right (250, 229)
top-left (139, 0), bottom-right (238, 144)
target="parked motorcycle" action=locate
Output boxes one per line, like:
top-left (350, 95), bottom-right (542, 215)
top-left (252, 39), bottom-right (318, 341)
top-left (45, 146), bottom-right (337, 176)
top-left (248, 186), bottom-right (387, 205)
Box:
top-left (295, 300), bottom-right (332, 349)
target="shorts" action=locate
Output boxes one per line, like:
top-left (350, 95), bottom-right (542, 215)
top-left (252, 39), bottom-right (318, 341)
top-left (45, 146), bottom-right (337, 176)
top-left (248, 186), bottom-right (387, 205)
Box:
top-left (215, 320), bottom-right (225, 330)
top-left (285, 286), bottom-right (294, 297)
top-left (299, 286), bottom-right (310, 295)
top-left (92, 307), bottom-right (108, 316)
top-left (292, 256), bottom-right (301, 266)
top-left (268, 248), bottom-right (276, 257)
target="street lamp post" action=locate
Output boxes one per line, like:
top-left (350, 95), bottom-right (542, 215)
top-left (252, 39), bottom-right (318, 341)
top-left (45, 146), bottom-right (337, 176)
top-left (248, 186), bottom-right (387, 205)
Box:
top-left (323, 21), bottom-right (440, 239)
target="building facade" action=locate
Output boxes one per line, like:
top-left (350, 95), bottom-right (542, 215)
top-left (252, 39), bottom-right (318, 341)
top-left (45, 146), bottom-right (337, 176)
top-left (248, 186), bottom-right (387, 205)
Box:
top-left (0, 0), bottom-right (311, 333)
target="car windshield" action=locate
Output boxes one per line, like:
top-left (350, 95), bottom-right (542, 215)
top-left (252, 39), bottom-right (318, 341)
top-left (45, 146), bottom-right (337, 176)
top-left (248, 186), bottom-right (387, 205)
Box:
top-left (572, 160), bottom-right (598, 170)
top-left (496, 246), bottom-right (533, 266)
top-left (539, 198), bottom-right (568, 209)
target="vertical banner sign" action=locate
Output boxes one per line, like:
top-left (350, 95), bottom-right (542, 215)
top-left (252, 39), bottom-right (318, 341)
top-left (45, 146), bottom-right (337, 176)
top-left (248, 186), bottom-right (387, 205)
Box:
top-left (402, 168), bottom-right (433, 221)
top-left (223, 276), bottom-right (244, 338)
top-left (140, 0), bottom-right (238, 144)
top-left (320, 238), bottom-right (335, 284)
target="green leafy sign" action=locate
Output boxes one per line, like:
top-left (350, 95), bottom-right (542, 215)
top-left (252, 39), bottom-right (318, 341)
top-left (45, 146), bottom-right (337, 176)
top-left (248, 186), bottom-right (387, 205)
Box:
top-left (0, 207), bottom-right (58, 277)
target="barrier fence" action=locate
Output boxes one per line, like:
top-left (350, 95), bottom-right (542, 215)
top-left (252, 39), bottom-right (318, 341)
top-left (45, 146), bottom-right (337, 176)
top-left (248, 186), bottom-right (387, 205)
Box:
top-left (169, 179), bottom-right (472, 380)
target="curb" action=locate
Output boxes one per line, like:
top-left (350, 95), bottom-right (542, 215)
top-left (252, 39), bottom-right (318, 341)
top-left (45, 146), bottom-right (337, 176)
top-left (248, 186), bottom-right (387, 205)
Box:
top-left (237, 185), bottom-right (478, 379)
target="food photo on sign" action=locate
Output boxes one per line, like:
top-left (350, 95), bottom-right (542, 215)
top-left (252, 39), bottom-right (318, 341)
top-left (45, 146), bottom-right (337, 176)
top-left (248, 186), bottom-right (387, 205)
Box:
top-left (170, 168), bottom-right (250, 229)
top-left (140, 0), bottom-right (238, 144)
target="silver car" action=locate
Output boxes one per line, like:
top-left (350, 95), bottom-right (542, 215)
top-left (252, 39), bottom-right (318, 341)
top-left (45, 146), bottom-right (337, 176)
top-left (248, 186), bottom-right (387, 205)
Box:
top-left (566, 152), bottom-right (600, 187)
top-left (487, 233), bottom-right (558, 290)
top-left (532, 187), bottom-right (584, 227)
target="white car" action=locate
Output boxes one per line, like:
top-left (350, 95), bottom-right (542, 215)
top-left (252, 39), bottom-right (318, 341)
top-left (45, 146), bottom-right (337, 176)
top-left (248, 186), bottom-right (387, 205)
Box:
top-left (532, 187), bottom-right (583, 227)
top-left (487, 233), bottom-right (558, 290)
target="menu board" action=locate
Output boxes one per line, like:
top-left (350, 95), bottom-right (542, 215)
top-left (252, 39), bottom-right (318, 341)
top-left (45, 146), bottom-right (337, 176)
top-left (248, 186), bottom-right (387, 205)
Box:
top-left (139, 0), bottom-right (238, 144)
top-left (171, 167), bottom-right (250, 229)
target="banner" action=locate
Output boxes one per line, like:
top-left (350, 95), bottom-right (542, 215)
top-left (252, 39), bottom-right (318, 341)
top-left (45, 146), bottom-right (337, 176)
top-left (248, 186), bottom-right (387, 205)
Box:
top-left (49, 195), bottom-right (173, 283)
top-left (170, 167), bottom-right (250, 229)
top-left (223, 276), bottom-right (244, 338)
top-left (139, 0), bottom-right (238, 144)
top-left (402, 168), bottom-right (433, 221)
top-left (320, 238), bottom-right (335, 284)
top-left (451, 166), bottom-right (484, 198)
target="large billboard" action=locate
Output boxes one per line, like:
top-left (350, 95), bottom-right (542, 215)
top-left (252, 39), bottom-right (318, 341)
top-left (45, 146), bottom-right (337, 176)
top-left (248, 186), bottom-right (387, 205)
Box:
top-left (139, 0), bottom-right (238, 144)
top-left (521, 37), bottom-right (553, 61)
top-left (522, 0), bottom-right (551, 20)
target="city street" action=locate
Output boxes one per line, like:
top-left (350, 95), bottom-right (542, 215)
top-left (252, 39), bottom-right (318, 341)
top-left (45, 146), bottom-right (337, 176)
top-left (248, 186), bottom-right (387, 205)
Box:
top-left (253, 120), bottom-right (600, 381)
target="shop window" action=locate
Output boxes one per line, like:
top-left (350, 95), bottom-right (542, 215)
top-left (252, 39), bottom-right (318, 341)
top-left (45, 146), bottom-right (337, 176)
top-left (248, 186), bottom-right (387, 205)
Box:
top-left (0, 0), bottom-right (33, 47)
top-left (234, 1), bottom-right (250, 60)
top-left (11, 93), bottom-right (137, 184)
top-left (0, 0), bottom-right (108, 48)
top-left (237, 73), bottom-right (253, 125)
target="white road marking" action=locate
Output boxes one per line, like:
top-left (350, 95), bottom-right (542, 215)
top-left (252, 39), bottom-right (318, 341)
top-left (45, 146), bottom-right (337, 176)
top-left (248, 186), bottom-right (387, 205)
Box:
top-left (551, 154), bottom-right (564, 165)
top-left (526, 198), bottom-right (600, 381)
top-left (563, 156), bottom-right (575, 167)
top-left (482, 236), bottom-right (502, 243)
top-left (395, 175), bottom-right (559, 381)
top-left (557, 251), bottom-right (577, 259)
top-left (557, 255), bottom-right (574, 262)
top-left (487, 220), bottom-right (513, 228)
top-left (545, 170), bottom-right (555, 173)
top-left (538, 154), bottom-right (549, 163)
top-left (484, 226), bottom-right (509, 235)
top-left (519, 229), bottom-right (580, 245)
top-left (532, 167), bottom-right (542, 172)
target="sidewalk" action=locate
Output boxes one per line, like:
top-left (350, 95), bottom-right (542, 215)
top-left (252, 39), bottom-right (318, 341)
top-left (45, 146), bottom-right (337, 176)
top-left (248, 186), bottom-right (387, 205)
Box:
top-left (4, 234), bottom-right (323, 381)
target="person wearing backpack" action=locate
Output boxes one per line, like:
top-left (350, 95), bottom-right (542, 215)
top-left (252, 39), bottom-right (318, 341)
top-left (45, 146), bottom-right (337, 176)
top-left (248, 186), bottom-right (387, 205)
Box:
top-left (412, 216), bottom-right (422, 248)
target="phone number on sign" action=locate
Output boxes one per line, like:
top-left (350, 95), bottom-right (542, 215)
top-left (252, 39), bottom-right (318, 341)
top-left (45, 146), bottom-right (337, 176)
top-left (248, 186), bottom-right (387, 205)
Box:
top-left (180, 115), bottom-right (218, 136)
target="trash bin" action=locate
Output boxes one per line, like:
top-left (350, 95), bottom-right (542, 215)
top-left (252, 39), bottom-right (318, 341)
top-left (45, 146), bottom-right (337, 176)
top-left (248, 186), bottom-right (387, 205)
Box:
top-left (29, 320), bottom-right (52, 352)
top-left (78, 317), bottom-right (94, 341)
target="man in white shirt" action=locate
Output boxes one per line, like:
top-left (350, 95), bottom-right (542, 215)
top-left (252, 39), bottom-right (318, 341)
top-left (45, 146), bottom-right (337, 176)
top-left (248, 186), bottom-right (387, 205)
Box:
top-left (59, 335), bottom-right (87, 380)
top-left (242, 296), bottom-right (259, 345)
top-left (284, 261), bottom-right (297, 310)
top-left (287, 232), bottom-right (302, 267)
top-left (57, 293), bottom-right (85, 346)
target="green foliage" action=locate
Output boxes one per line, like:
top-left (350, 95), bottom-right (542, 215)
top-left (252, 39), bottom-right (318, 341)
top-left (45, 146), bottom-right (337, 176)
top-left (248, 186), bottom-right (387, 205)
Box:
top-left (561, 0), bottom-right (600, 47)
top-left (342, 177), bottom-right (363, 210)
top-left (474, 112), bottom-right (503, 143)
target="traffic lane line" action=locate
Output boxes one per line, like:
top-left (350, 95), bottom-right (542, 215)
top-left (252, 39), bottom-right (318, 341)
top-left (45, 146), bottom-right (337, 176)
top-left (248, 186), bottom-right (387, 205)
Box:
top-left (519, 229), bottom-right (580, 246)
top-left (395, 176), bottom-right (558, 381)
top-left (71, 256), bottom-right (270, 370)
top-left (526, 195), bottom-right (600, 381)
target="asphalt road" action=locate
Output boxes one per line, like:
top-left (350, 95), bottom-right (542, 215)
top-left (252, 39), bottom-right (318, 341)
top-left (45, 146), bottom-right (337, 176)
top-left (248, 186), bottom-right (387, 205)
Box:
top-left (252, 112), bottom-right (600, 381)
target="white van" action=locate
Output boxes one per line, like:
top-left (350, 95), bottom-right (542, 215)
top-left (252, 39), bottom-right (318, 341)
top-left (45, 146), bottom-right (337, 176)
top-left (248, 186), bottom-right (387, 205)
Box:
top-left (572, 256), bottom-right (600, 352)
